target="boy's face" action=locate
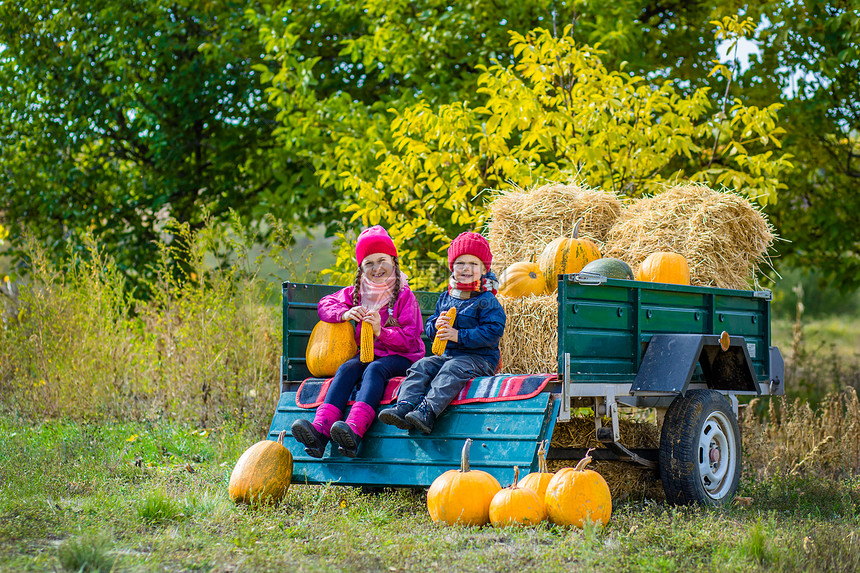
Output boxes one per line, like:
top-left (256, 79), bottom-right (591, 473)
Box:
top-left (452, 254), bottom-right (486, 283)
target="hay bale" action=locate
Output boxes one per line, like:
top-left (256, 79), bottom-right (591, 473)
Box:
top-left (602, 183), bottom-right (775, 289)
top-left (487, 182), bottom-right (623, 270)
top-left (550, 416), bottom-right (659, 450)
top-left (545, 459), bottom-right (666, 502)
top-left (498, 293), bottom-right (558, 374)
top-left (548, 416), bottom-right (665, 501)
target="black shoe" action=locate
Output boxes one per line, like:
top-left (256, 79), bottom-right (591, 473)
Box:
top-left (404, 400), bottom-right (436, 434)
top-left (291, 419), bottom-right (328, 458)
top-left (378, 401), bottom-right (415, 430)
top-left (330, 421), bottom-right (361, 458)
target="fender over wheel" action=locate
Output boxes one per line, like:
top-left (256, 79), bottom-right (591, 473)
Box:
top-left (659, 390), bottom-right (741, 505)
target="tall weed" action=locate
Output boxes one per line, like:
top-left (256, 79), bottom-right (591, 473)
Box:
top-left (742, 281), bottom-right (860, 479)
top-left (0, 213), bottom-right (314, 427)
top-left (742, 388), bottom-right (860, 479)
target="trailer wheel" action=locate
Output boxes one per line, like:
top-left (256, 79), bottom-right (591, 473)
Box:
top-left (659, 390), bottom-right (741, 505)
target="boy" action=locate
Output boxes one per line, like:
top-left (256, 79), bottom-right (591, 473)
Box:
top-left (378, 232), bottom-right (506, 433)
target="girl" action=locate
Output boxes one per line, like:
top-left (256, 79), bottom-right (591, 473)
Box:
top-left (291, 225), bottom-right (425, 458)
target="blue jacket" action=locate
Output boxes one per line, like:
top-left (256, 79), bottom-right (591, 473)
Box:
top-left (424, 289), bottom-right (506, 369)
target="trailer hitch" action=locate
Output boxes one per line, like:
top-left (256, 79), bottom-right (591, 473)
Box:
top-left (595, 430), bottom-right (658, 469)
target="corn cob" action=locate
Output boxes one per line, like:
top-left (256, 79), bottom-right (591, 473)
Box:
top-left (360, 320), bottom-right (374, 362)
top-left (431, 307), bottom-right (457, 356)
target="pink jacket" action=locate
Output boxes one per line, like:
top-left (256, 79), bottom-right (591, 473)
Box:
top-left (317, 285), bottom-right (426, 363)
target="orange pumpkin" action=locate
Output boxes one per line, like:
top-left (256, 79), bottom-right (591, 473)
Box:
top-left (489, 466), bottom-right (546, 526)
top-left (228, 430), bottom-right (293, 505)
top-left (306, 320), bottom-right (358, 377)
top-left (498, 262), bottom-right (546, 298)
top-left (636, 252), bottom-right (691, 285)
top-left (427, 439), bottom-right (501, 526)
top-left (537, 219), bottom-right (601, 294)
top-left (544, 448), bottom-right (612, 527)
top-left (517, 440), bottom-right (554, 501)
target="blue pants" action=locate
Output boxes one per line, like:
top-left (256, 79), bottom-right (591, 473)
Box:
top-left (323, 354), bottom-right (413, 411)
top-left (396, 354), bottom-right (496, 416)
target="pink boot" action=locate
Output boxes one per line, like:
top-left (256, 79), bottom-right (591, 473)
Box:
top-left (312, 403), bottom-right (342, 437)
top-left (330, 402), bottom-right (376, 458)
top-left (291, 403), bottom-right (340, 459)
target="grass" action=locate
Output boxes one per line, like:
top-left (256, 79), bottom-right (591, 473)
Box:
top-left (1, 418), bottom-right (859, 572)
top-left (773, 317), bottom-right (860, 361)
top-left (3, 220), bottom-right (860, 570)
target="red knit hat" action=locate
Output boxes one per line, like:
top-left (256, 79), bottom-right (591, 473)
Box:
top-left (448, 232), bottom-right (492, 271)
top-left (355, 225), bottom-right (397, 264)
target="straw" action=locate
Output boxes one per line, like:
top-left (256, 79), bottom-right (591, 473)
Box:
top-left (602, 182), bottom-right (776, 289)
top-left (487, 182), bottom-right (622, 270)
top-left (497, 293), bottom-right (558, 374)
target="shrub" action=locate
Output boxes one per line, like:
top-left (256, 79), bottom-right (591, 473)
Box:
top-left (0, 213), bottom-right (313, 427)
top-left (57, 532), bottom-right (116, 573)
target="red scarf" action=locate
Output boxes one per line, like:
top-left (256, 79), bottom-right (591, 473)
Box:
top-left (447, 274), bottom-right (498, 299)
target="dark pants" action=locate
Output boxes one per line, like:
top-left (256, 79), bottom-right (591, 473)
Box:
top-left (324, 354), bottom-right (412, 411)
top-left (396, 354), bottom-right (496, 416)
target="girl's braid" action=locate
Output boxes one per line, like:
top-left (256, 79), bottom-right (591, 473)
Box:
top-left (384, 258), bottom-right (401, 327)
top-left (352, 266), bottom-right (362, 307)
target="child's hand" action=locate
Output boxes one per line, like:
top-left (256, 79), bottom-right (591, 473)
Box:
top-left (363, 310), bottom-right (382, 337)
top-left (342, 306), bottom-right (367, 323)
top-left (434, 315), bottom-right (451, 330)
top-left (436, 327), bottom-right (458, 343)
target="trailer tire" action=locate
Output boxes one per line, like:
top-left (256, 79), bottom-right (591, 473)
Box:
top-left (659, 390), bottom-right (741, 505)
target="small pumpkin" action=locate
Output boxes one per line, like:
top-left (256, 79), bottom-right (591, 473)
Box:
top-left (489, 466), bottom-right (546, 527)
top-left (306, 320), bottom-right (358, 377)
top-left (537, 219), bottom-right (601, 294)
top-left (579, 257), bottom-right (635, 280)
top-left (544, 448), bottom-right (612, 528)
top-left (427, 438), bottom-right (501, 526)
top-left (228, 430), bottom-right (293, 505)
top-left (498, 262), bottom-right (546, 298)
top-left (517, 440), bottom-right (554, 501)
top-left (636, 251), bottom-right (691, 285)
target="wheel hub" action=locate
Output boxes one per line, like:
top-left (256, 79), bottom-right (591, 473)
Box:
top-left (697, 411), bottom-right (737, 500)
top-left (709, 445), bottom-right (721, 465)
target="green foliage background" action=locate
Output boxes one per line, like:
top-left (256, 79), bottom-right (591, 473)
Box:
top-left (0, 1), bottom-right (857, 290)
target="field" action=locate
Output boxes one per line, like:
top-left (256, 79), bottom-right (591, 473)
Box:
top-left (3, 231), bottom-right (860, 572)
top-left (2, 416), bottom-right (860, 573)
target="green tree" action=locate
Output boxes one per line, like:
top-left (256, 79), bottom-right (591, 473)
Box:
top-left (742, 1), bottom-right (860, 290)
top-left (260, 16), bottom-right (790, 288)
top-left (0, 0), bottom-right (290, 288)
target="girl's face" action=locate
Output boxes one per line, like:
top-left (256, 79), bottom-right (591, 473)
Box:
top-left (452, 254), bottom-right (486, 283)
top-left (361, 253), bottom-right (395, 283)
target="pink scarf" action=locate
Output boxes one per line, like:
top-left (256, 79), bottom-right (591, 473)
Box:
top-left (359, 272), bottom-right (409, 311)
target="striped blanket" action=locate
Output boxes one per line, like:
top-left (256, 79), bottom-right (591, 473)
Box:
top-left (295, 373), bottom-right (556, 409)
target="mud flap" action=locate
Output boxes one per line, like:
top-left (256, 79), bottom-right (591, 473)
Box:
top-left (632, 334), bottom-right (759, 395)
top-left (267, 392), bottom-right (560, 487)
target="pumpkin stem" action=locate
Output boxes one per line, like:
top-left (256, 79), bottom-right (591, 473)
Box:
top-left (537, 440), bottom-right (549, 473)
top-left (277, 430), bottom-right (287, 445)
top-left (512, 466), bottom-right (520, 488)
top-left (460, 438), bottom-right (473, 472)
top-left (574, 447), bottom-right (595, 472)
top-left (571, 217), bottom-right (584, 240)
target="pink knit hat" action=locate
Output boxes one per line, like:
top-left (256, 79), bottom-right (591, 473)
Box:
top-left (355, 225), bottom-right (397, 264)
top-left (448, 232), bottom-right (492, 271)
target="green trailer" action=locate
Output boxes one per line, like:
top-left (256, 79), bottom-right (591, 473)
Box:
top-left (268, 272), bottom-right (784, 505)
